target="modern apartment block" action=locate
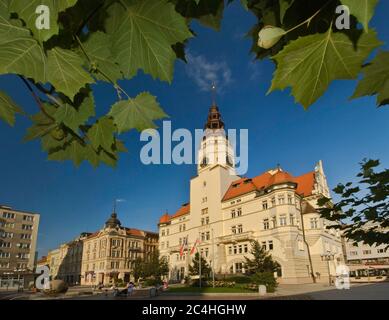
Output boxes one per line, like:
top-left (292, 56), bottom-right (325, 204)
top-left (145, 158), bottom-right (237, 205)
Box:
top-left (0, 205), bottom-right (40, 288)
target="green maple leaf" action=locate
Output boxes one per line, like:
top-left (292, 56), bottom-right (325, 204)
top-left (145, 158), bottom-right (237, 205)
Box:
top-left (269, 28), bottom-right (382, 109)
top-left (24, 104), bottom-right (57, 142)
top-left (48, 139), bottom-right (88, 167)
top-left (47, 48), bottom-right (94, 101)
top-left (0, 91), bottom-right (22, 126)
top-left (87, 117), bottom-right (116, 151)
top-left (341, 0), bottom-right (379, 32)
top-left (54, 91), bottom-right (95, 133)
top-left (0, 10), bottom-right (46, 82)
top-left (54, 104), bottom-right (83, 133)
top-left (109, 92), bottom-right (167, 133)
top-left (81, 31), bottom-right (122, 83)
top-left (106, 0), bottom-right (192, 82)
top-left (8, 0), bottom-right (78, 43)
top-left (352, 51), bottom-right (389, 106)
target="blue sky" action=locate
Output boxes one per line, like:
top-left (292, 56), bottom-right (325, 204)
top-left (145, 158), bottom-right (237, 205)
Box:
top-left (1, 1), bottom-right (389, 256)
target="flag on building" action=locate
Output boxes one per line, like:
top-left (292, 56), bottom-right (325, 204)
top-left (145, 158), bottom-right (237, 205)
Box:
top-left (180, 237), bottom-right (188, 256)
top-left (190, 238), bottom-right (200, 255)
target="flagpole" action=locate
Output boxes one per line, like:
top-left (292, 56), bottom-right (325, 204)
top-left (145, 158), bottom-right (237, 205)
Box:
top-left (212, 228), bottom-right (215, 288)
top-left (198, 232), bottom-right (202, 288)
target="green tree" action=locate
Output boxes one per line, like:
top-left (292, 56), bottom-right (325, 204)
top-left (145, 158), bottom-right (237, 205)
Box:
top-left (132, 251), bottom-right (169, 281)
top-left (251, 271), bottom-right (278, 292)
top-left (132, 257), bottom-right (145, 282)
top-left (143, 251), bottom-right (170, 279)
top-left (244, 240), bottom-right (280, 275)
top-left (189, 252), bottom-right (212, 279)
top-left (318, 159), bottom-right (389, 247)
top-left (0, 0), bottom-right (387, 167)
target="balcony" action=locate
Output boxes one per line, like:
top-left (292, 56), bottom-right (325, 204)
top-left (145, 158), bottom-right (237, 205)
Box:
top-left (217, 231), bottom-right (254, 244)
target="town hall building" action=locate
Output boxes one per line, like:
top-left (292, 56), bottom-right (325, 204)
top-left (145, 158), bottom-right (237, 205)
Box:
top-left (158, 102), bottom-right (344, 284)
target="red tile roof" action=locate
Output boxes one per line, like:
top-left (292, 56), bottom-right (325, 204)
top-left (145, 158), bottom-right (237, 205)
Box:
top-left (158, 203), bottom-right (190, 224)
top-left (294, 171), bottom-right (315, 197)
top-left (126, 228), bottom-right (143, 237)
top-left (222, 169), bottom-right (315, 201)
top-left (158, 169), bottom-right (316, 223)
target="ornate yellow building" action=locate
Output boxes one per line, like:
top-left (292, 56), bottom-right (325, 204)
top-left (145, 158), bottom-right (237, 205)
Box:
top-left (80, 212), bottom-right (158, 285)
top-left (158, 103), bottom-right (344, 284)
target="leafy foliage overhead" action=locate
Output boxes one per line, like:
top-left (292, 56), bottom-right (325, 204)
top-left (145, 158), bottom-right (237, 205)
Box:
top-left (0, 0), bottom-right (387, 168)
top-left (318, 159), bottom-right (389, 247)
top-left (352, 51), bottom-right (389, 106)
top-left (269, 29), bottom-right (381, 109)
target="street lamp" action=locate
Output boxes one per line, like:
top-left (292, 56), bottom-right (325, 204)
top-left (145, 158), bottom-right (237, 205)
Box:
top-left (320, 253), bottom-right (335, 286)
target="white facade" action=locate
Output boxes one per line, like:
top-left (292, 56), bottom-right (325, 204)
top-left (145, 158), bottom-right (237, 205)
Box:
top-left (158, 104), bottom-right (344, 284)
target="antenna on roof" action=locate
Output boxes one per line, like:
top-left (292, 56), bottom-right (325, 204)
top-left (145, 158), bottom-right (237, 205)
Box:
top-left (113, 199), bottom-right (126, 213)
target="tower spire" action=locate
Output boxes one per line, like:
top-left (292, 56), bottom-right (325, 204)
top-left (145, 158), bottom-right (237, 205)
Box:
top-left (211, 82), bottom-right (217, 106)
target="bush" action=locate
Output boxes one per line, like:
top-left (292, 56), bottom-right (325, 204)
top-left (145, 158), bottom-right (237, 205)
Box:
top-left (250, 272), bottom-right (278, 293)
top-left (115, 279), bottom-right (125, 286)
top-left (223, 275), bottom-right (252, 284)
top-left (143, 278), bottom-right (163, 287)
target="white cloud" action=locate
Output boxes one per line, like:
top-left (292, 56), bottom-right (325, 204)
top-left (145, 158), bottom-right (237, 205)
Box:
top-left (248, 60), bottom-right (262, 80)
top-left (185, 52), bottom-right (232, 94)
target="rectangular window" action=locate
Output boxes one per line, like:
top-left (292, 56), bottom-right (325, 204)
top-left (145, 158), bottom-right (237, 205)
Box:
top-left (238, 245), bottom-right (243, 254)
top-left (2, 212), bottom-right (15, 219)
top-left (0, 252), bottom-right (11, 258)
top-left (310, 218), bottom-right (318, 229)
top-left (231, 226), bottom-right (237, 234)
top-left (261, 241), bottom-right (267, 250)
top-left (235, 263), bottom-right (243, 273)
top-left (23, 215), bottom-right (34, 222)
top-left (279, 215), bottom-right (287, 226)
top-left (268, 240), bottom-right (273, 250)
top-left (278, 195), bottom-right (285, 205)
top-left (288, 194), bottom-right (293, 204)
top-left (363, 250), bottom-right (371, 255)
top-left (244, 244), bottom-right (248, 253)
top-left (289, 214), bottom-right (295, 225)
top-left (271, 197), bottom-right (276, 206)
top-left (201, 208), bottom-right (208, 215)
top-left (237, 208), bottom-right (242, 216)
top-left (377, 249), bottom-right (385, 254)
top-left (237, 225), bottom-right (243, 234)
top-left (206, 232), bottom-right (210, 240)
top-left (263, 219), bottom-right (269, 230)
top-left (205, 217), bottom-right (209, 225)
top-left (22, 224), bottom-right (33, 231)
top-left (231, 209), bottom-right (236, 219)
top-left (349, 251), bottom-right (358, 256)
top-left (262, 201), bottom-right (268, 210)
top-left (228, 246), bottom-right (232, 255)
